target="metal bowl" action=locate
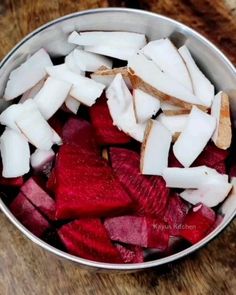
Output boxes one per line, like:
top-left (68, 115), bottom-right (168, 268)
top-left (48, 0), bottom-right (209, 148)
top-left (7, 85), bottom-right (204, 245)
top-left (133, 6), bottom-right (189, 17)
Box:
top-left (0, 8), bottom-right (235, 272)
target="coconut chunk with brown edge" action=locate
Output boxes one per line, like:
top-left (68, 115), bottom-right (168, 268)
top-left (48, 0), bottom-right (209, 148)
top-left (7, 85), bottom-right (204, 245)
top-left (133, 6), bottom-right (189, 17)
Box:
top-left (211, 91), bottom-right (232, 150)
top-left (91, 66), bottom-right (132, 88)
top-left (106, 73), bottom-right (146, 142)
top-left (141, 120), bottom-right (172, 176)
top-left (128, 53), bottom-right (208, 111)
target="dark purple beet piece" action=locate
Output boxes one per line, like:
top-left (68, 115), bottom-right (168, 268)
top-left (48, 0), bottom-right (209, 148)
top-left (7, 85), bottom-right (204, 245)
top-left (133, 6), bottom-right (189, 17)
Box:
top-left (9, 193), bottom-right (50, 238)
top-left (104, 216), bottom-right (169, 250)
top-left (115, 244), bottom-right (144, 263)
top-left (21, 178), bottom-right (55, 220)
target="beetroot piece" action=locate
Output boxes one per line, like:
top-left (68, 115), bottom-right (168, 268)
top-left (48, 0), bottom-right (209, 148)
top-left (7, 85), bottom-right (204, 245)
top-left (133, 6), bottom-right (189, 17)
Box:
top-left (48, 113), bottom-right (66, 137)
top-left (110, 148), bottom-right (169, 218)
top-left (169, 144), bottom-right (228, 174)
top-left (180, 203), bottom-right (216, 244)
top-left (0, 175), bottom-right (24, 187)
top-left (193, 144), bottom-right (228, 174)
top-left (58, 219), bottom-right (122, 263)
top-left (163, 193), bottom-right (189, 236)
top-left (104, 216), bottom-right (170, 250)
top-left (89, 97), bottom-right (131, 145)
top-left (62, 118), bottom-right (98, 153)
top-left (21, 178), bottom-right (55, 220)
top-left (115, 244), bottom-right (144, 263)
top-left (10, 193), bottom-right (51, 238)
top-left (55, 141), bottom-right (133, 219)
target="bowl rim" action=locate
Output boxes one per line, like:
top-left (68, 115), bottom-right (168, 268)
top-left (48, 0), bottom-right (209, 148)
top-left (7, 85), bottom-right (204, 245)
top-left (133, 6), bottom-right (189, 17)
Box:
top-left (0, 7), bottom-right (236, 271)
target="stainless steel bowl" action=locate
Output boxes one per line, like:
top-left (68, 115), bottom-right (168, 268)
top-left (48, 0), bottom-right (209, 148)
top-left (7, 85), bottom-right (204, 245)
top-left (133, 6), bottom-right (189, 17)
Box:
top-left (0, 8), bottom-right (235, 272)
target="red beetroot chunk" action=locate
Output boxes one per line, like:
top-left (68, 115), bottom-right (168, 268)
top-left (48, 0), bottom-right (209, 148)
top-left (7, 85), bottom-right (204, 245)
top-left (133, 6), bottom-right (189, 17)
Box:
top-left (58, 219), bottom-right (122, 263)
top-left (163, 193), bottom-right (189, 236)
top-left (169, 144), bottom-right (228, 174)
top-left (89, 97), bottom-right (131, 145)
top-left (110, 147), bottom-right (169, 218)
top-left (10, 193), bottom-right (50, 238)
top-left (104, 216), bottom-right (170, 250)
top-left (20, 178), bottom-right (55, 220)
top-left (180, 203), bottom-right (216, 244)
top-left (55, 133), bottom-right (132, 219)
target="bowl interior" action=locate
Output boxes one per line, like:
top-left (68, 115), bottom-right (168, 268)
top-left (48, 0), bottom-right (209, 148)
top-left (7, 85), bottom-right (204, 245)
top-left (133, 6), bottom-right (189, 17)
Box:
top-left (0, 8), bottom-right (236, 271)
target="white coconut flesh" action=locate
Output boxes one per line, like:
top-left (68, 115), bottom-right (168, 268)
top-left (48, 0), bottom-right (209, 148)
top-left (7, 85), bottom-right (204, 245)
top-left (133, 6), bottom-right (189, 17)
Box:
top-left (30, 148), bottom-right (55, 171)
top-left (20, 78), bottom-right (46, 103)
top-left (65, 95), bottom-right (80, 114)
top-left (4, 49), bottom-right (53, 100)
top-left (179, 45), bottom-right (214, 107)
top-left (71, 48), bottom-right (113, 72)
top-left (133, 89), bottom-right (160, 123)
top-left (180, 173), bottom-right (232, 207)
top-left (173, 106), bottom-right (216, 167)
top-left (0, 128), bottom-right (30, 177)
top-left (128, 53), bottom-right (206, 106)
top-left (142, 38), bottom-right (193, 93)
top-left (156, 113), bottom-right (188, 134)
top-left (162, 166), bottom-right (220, 189)
top-left (46, 64), bottom-right (105, 106)
top-left (16, 104), bottom-right (54, 151)
top-left (68, 31), bottom-right (146, 61)
top-left (141, 120), bottom-right (172, 176)
top-left (34, 76), bottom-right (72, 120)
top-left (106, 73), bottom-right (146, 142)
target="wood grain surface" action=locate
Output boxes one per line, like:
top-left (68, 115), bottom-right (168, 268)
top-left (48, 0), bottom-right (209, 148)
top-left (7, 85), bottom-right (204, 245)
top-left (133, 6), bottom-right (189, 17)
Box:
top-left (0, 1), bottom-right (236, 294)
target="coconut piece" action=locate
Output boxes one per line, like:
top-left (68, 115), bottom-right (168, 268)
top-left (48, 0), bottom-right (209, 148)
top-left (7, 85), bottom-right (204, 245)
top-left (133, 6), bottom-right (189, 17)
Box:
top-left (65, 95), bottom-right (80, 114)
top-left (91, 66), bottom-right (132, 88)
top-left (0, 104), bottom-right (23, 131)
top-left (68, 31), bottom-right (146, 60)
top-left (68, 31), bottom-right (146, 48)
top-left (20, 78), bottom-right (46, 103)
top-left (65, 51), bottom-right (85, 76)
top-left (142, 38), bottom-right (193, 92)
top-left (173, 106), bottom-right (216, 167)
top-left (219, 177), bottom-right (236, 219)
top-left (133, 89), bottom-right (160, 123)
top-left (211, 91), bottom-right (232, 150)
top-left (156, 113), bottom-right (188, 135)
top-left (34, 76), bottom-right (71, 120)
top-left (0, 128), bottom-right (30, 177)
top-left (160, 102), bottom-right (189, 116)
top-left (16, 100), bottom-right (54, 150)
top-left (4, 49), bottom-right (53, 100)
top-left (128, 53), bottom-right (207, 110)
top-left (0, 99), bottom-right (38, 132)
top-left (106, 73), bottom-right (146, 142)
top-left (70, 48), bottom-right (112, 72)
top-left (52, 130), bottom-right (62, 146)
top-left (140, 120), bottom-right (172, 175)
top-left (30, 148), bottom-right (55, 173)
top-left (180, 174), bottom-right (232, 207)
top-left (46, 64), bottom-right (105, 106)
top-left (163, 166), bottom-right (219, 189)
top-left (179, 45), bottom-right (214, 107)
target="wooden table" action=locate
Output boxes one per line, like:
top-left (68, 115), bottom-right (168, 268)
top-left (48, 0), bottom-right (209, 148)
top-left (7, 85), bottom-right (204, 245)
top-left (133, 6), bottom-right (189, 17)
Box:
top-left (0, 1), bottom-right (236, 294)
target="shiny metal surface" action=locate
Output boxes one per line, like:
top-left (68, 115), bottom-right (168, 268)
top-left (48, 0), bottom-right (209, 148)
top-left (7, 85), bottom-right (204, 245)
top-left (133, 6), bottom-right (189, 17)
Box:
top-left (0, 8), bottom-right (235, 272)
